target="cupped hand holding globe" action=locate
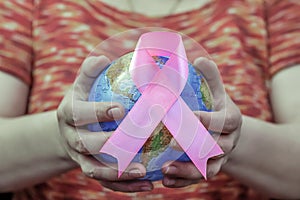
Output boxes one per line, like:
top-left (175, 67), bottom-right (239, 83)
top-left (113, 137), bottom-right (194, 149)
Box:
top-left (56, 56), bottom-right (153, 192)
top-left (160, 57), bottom-right (242, 188)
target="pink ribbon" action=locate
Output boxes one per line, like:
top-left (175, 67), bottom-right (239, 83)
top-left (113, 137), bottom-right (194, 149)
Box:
top-left (100, 31), bottom-right (223, 179)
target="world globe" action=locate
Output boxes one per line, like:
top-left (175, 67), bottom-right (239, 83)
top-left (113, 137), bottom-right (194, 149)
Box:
top-left (88, 52), bottom-right (213, 181)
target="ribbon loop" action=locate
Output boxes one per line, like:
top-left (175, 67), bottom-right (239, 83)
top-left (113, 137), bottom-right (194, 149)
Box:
top-left (100, 31), bottom-right (223, 179)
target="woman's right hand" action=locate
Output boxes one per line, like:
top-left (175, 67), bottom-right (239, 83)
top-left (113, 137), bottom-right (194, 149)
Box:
top-left (56, 56), bottom-right (153, 192)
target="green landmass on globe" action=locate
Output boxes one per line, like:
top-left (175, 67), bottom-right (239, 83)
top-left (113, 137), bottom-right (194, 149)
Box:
top-left (88, 52), bottom-right (213, 181)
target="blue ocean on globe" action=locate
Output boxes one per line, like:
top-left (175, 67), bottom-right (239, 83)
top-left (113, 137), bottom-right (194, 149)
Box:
top-left (88, 53), bottom-right (212, 181)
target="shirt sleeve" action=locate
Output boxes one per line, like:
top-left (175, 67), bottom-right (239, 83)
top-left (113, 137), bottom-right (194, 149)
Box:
top-left (0, 0), bottom-right (33, 85)
top-left (265, 0), bottom-right (300, 78)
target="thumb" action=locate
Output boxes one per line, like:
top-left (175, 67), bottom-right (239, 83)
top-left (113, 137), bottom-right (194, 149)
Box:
top-left (74, 55), bottom-right (111, 99)
top-left (193, 57), bottom-right (226, 109)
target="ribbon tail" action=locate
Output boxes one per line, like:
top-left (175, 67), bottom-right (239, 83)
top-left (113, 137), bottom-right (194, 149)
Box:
top-left (100, 128), bottom-right (146, 177)
top-left (185, 130), bottom-right (224, 180)
top-left (163, 97), bottom-right (223, 179)
top-left (99, 83), bottom-right (173, 177)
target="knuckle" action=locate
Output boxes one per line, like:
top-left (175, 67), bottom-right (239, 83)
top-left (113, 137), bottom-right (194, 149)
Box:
top-left (56, 109), bottom-right (64, 123)
top-left (219, 138), bottom-right (234, 153)
top-left (207, 168), bottom-right (216, 178)
top-left (61, 103), bottom-right (77, 125)
top-left (207, 164), bottom-right (221, 178)
top-left (95, 107), bottom-right (105, 120)
top-left (83, 167), bottom-right (96, 178)
top-left (57, 102), bottom-right (69, 123)
top-left (227, 139), bottom-right (235, 152)
top-left (74, 137), bottom-right (87, 153)
top-left (70, 106), bottom-right (81, 125)
top-left (70, 113), bottom-right (78, 125)
top-left (224, 111), bottom-right (239, 132)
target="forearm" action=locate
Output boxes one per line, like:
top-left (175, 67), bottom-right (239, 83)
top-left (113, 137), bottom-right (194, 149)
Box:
top-left (222, 115), bottom-right (300, 199)
top-left (0, 110), bottom-right (77, 192)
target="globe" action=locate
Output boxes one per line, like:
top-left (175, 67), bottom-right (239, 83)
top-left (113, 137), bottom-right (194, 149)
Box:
top-left (88, 52), bottom-right (213, 181)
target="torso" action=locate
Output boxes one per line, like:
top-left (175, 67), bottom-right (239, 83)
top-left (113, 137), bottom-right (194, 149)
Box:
top-left (101, 0), bottom-right (211, 17)
top-left (15, 0), bottom-right (272, 199)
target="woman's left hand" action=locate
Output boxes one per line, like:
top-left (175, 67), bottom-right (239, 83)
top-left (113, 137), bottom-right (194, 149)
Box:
top-left (161, 57), bottom-right (242, 188)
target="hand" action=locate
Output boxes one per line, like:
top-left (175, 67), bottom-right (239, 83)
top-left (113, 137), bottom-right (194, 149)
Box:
top-left (161, 57), bottom-right (242, 188)
top-left (57, 56), bottom-right (153, 192)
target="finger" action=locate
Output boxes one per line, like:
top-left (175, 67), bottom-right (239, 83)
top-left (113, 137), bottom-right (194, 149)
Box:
top-left (78, 129), bottom-right (111, 154)
top-left (193, 57), bottom-right (226, 108)
top-left (100, 180), bottom-right (153, 192)
top-left (162, 176), bottom-right (199, 188)
top-left (161, 161), bottom-right (202, 180)
top-left (77, 154), bottom-right (147, 181)
top-left (194, 105), bottom-right (241, 134)
top-left (216, 131), bottom-right (239, 154)
top-left (206, 157), bottom-right (226, 178)
top-left (161, 159), bottom-right (225, 182)
top-left (64, 126), bottom-right (112, 154)
top-left (74, 56), bottom-right (111, 97)
top-left (194, 110), bottom-right (240, 153)
top-left (68, 101), bottom-right (125, 126)
top-left (194, 110), bottom-right (225, 134)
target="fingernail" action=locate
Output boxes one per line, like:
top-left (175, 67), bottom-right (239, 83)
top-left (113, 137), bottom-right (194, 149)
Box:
top-left (211, 153), bottom-right (225, 160)
top-left (128, 169), bottom-right (143, 178)
top-left (107, 107), bottom-right (122, 119)
top-left (140, 186), bottom-right (152, 191)
top-left (170, 139), bottom-right (177, 148)
top-left (164, 166), bottom-right (177, 174)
